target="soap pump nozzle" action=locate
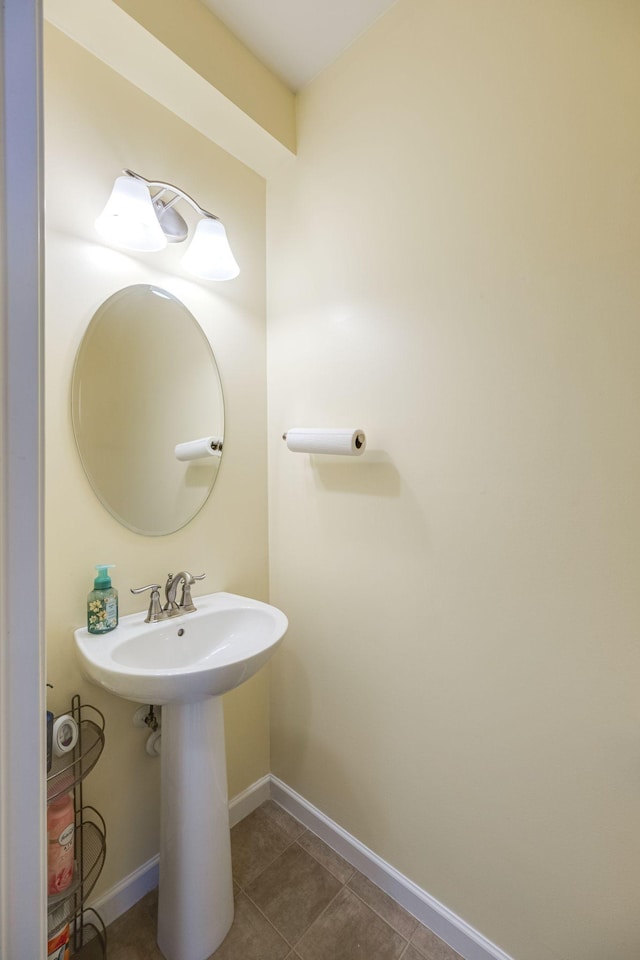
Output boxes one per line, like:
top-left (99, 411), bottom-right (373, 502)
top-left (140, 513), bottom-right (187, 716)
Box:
top-left (94, 564), bottom-right (115, 590)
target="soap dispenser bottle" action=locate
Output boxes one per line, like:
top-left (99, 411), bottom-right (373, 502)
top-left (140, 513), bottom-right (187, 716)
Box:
top-left (87, 564), bottom-right (118, 634)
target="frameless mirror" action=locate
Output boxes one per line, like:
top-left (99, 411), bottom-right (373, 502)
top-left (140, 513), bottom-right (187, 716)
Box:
top-left (71, 284), bottom-right (224, 536)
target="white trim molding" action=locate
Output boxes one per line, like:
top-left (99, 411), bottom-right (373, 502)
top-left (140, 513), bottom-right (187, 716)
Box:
top-left (92, 774), bottom-right (513, 960)
top-left (89, 773), bottom-right (270, 926)
top-left (229, 773), bottom-right (271, 827)
top-left (90, 855), bottom-right (160, 930)
top-left (270, 777), bottom-right (514, 960)
top-left (0, 0), bottom-right (46, 957)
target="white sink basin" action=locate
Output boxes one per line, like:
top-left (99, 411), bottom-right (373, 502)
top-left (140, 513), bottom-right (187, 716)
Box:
top-left (75, 591), bottom-right (288, 704)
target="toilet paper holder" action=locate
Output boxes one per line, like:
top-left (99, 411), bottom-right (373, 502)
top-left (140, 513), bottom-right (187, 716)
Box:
top-left (282, 428), bottom-right (366, 456)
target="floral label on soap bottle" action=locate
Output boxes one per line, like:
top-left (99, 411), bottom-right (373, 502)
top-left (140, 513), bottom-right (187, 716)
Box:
top-left (88, 596), bottom-right (117, 632)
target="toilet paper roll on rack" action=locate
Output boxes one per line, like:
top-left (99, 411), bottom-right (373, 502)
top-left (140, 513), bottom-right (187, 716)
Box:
top-left (175, 437), bottom-right (223, 461)
top-left (282, 428), bottom-right (366, 456)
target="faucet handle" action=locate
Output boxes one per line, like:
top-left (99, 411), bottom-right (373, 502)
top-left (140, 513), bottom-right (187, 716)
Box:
top-left (130, 584), bottom-right (164, 623)
top-left (180, 573), bottom-right (206, 613)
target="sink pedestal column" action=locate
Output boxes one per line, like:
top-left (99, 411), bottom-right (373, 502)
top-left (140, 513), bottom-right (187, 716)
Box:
top-left (157, 697), bottom-right (234, 960)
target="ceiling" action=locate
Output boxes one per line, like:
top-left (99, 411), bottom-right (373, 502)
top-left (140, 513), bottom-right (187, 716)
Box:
top-left (199, 0), bottom-right (398, 91)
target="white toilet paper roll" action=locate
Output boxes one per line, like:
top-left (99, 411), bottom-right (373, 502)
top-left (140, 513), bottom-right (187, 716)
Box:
top-left (174, 437), bottom-right (223, 461)
top-left (52, 715), bottom-right (78, 757)
top-left (284, 428), bottom-right (366, 456)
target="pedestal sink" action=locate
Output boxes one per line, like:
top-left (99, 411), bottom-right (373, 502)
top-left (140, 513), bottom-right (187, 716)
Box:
top-left (75, 592), bottom-right (288, 960)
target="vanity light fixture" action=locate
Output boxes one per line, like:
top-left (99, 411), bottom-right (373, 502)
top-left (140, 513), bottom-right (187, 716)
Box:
top-left (95, 169), bottom-right (240, 281)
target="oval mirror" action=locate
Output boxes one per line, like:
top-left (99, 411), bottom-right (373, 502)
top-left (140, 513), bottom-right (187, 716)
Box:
top-left (71, 284), bottom-right (224, 536)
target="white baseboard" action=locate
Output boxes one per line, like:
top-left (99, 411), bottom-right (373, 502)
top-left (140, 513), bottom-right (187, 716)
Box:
top-left (89, 854), bottom-right (160, 929)
top-left (89, 773), bottom-right (270, 927)
top-left (89, 773), bottom-right (514, 960)
top-left (229, 773), bottom-right (271, 827)
top-left (270, 776), bottom-right (514, 960)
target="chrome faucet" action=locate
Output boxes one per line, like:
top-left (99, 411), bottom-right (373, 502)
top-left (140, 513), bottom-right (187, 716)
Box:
top-left (131, 572), bottom-right (206, 622)
top-left (164, 571), bottom-right (206, 617)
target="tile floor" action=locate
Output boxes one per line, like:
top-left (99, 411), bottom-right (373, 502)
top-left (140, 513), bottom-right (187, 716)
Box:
top-left (106, 800), bottom-right (463, 960)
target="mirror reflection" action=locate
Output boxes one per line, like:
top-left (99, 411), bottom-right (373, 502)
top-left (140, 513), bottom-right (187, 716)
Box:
top-left (72, 284), bottom-right (224, 536)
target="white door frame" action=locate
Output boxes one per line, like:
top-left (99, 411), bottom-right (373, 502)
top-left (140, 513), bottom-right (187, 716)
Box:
top-left (0, 0), bottom-right (46, 957)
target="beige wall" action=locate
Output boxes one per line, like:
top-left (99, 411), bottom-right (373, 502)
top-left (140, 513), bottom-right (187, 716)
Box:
top-left (114, 0), bottom-right (296, 152)
top-left (45, 24), bottom-right (270, 895)
top-left (267, 2), bottom-right (640, 959)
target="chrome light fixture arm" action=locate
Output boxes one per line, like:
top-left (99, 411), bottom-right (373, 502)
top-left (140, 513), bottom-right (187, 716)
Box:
top-left (123, 169), bottom-right (220, 223)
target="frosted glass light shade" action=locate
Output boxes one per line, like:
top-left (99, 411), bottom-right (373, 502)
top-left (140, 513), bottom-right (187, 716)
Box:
top-left (182, 218), bottom-right (240, 281)
top-left (95, 176), bottom-right (167, 252)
